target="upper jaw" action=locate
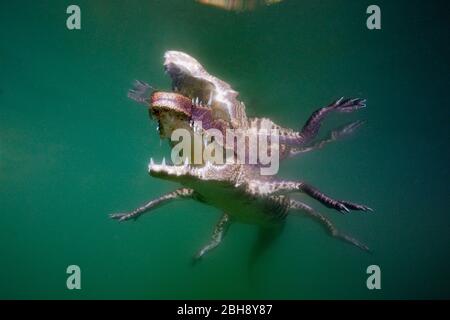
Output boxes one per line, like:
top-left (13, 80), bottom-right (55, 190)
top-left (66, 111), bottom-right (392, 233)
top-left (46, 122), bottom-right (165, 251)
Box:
top-left (148, 157), bottom-right (191, 177)
top-left (150, 91), bottom-right (193, 116)
top-left (148, 157), bottom-right (228, 183)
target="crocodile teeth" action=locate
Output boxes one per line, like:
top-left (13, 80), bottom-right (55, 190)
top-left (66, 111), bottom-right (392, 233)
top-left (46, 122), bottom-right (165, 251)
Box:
top-left (207, 92), bottom-right (212, 107)
top-left (162, 157), bottom-right (166, 166)
top-left (148, 158), bottom-right (154, 171)
top-left (184, 157), bottom-right (189, 166)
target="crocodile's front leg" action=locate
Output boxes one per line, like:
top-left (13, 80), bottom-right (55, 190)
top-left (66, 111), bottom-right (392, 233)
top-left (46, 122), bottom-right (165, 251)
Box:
top-left (194, 213), bottom-right (231, 262)
top-left (288, 120), bottom-right (365, 157)
top-left (110, 188), bottom-right (194, 222)
top-left (279, 97), bottom-right (366, 147)
top-left (248, 180), bottom-right (372, 214)
top-left (289, 199), bottom-right (369, 251)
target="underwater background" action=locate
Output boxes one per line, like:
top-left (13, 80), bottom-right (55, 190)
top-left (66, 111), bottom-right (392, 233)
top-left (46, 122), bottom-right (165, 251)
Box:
top-left (0, 0), bottom-right (449, 299)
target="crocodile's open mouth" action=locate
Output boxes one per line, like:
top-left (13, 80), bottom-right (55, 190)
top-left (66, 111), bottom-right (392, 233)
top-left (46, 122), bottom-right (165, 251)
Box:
top-left (147, 93), bottom-right (199, 176)
top-left (148, 89), bottom-right (222, 172)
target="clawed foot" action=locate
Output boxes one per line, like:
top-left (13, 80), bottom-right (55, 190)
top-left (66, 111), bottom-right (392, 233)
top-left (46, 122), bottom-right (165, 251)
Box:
top-left (109, 211), bottom-right (139, 222)
top-left (331, 97), bottom-right (366, 113)
top-left (340, 201), bottom-right (373, 213)
top-left (334, 200), bottom-right (374, 214)
top-left (331, 120), bottom-right (366, 140)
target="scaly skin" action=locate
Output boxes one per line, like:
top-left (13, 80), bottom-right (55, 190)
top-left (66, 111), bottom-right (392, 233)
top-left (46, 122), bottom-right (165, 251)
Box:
top-left (112, 51), bottom-right (373, 262)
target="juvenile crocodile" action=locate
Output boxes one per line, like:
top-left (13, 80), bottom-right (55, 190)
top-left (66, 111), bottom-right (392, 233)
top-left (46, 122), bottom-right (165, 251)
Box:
top-left (111, 51), bottom-right (372, 261)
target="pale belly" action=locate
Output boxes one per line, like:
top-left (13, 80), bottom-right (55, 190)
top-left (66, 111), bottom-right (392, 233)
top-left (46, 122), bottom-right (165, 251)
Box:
top-left (184, 180), bottom-right (283, 226)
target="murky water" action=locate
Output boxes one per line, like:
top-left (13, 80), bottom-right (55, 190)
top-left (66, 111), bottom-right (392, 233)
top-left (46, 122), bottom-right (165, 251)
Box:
top-left (0, 0), bottom-right (449, 299)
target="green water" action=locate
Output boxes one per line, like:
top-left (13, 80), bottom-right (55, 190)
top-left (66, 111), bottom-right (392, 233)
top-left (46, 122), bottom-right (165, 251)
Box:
top-left (1, 0), bottom-right (449, 299)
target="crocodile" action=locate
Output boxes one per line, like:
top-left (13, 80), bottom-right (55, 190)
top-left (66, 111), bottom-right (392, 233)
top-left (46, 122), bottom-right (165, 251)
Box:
top-left (111, 51), bottom-right (373, 261)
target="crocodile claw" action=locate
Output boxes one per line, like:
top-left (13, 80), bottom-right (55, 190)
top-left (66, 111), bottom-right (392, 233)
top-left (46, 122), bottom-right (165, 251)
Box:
top-left (332, 97), bottom-right (366, 113)
top-left (339, 201), bottom-right (374, 213)
top-left (109, 212), bottom-right (137, 222)
top-left (331, 120), bottom-right (366, 140)
top-left (337, 203), bottom-right (351, 214)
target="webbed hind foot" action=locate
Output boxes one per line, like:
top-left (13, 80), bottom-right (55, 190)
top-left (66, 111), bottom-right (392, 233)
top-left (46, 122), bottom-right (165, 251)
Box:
top-left (297, 182), bottom-right (373, 214)
top-left (279, 97), bottom-right (366, 147)
top-left (249, 180), bottom-right (373, 214)
top-left (289, 120), bottom-right (366, 157)
top-left (298, 97), bottom-right (366, 141)
top-left (330, 119), bottom-right (366, 140)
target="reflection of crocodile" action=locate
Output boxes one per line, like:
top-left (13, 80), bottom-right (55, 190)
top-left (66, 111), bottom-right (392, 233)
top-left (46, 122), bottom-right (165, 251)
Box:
top-left (111, 51), bottom-right (373, 261)
top-left (196, 0), bottom-right (283, 12)
top-left (129, 51), bottom-right (367, 159)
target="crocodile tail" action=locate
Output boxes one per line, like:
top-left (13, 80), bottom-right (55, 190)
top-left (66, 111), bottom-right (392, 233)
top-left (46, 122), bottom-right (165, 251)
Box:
top-left (127, 80), bottom-right (154, 105)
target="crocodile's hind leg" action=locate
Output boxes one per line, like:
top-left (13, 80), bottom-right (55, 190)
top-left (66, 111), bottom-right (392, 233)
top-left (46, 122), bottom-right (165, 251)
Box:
top-left (289, 200), bottom-right (369, 251)
top-left (193, 213), bottom-right (231, 263)
top-left (279, 97), bottom-right (366, 147)
top-left (110, 188), bottom-right (194, 222)
top-left (288, 120), bottom-right (365, 157)
top-left (249, 180), bottom-right (372, 214)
